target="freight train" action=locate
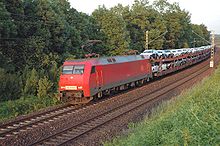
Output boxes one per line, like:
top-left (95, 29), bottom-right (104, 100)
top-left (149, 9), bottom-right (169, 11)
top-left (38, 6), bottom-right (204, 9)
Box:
top-left (58, 45), bottom-right (212, 104)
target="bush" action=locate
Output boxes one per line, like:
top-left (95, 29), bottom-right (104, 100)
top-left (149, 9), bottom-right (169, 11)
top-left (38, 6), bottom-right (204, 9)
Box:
top-left (0, 68), bottom-right (22, 102)
top-left (23, 68), bottom-right (38, 96)
top-left (37, 76), bottom-right (53, 98)
top-left (0, 95), bottom-right (59, 122)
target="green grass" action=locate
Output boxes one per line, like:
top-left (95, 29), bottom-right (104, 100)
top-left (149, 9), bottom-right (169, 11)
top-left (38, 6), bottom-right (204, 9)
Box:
top-left (104, 67), bottom-right (220, 146)
top-left (0, 96), bottom-right (59, 122)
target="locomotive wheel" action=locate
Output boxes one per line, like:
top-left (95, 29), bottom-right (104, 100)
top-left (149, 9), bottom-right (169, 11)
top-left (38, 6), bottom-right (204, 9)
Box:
top-left (146, 77), bottom-right (150, 82)
top-left (97, 92), bottom-right (103, 98)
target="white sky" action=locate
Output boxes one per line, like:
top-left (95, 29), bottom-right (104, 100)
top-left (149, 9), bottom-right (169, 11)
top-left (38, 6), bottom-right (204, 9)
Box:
top-left (69, 0), bottom-right (220, 34)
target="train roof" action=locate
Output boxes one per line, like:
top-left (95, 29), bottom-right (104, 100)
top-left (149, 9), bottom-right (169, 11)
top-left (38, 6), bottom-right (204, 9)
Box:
top-left (64, 55), bottom-right (147, 66)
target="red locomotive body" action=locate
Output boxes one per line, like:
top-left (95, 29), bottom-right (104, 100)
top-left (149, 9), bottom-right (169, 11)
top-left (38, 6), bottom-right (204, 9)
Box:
top-left (59, 55), bottom-right (152, 104)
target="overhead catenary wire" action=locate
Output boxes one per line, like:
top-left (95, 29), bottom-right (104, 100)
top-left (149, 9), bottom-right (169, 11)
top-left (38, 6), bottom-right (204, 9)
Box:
top-left (0, 11), bottom-right (70, 28)
top-left (0, 10), bottom-right (68, 22)
top-left (148, 30), bottom-right (168, 45)
top-left (192, 30), bottom-right (211, 45)
top-left (0, 11), bottom-right (43, 20)
top-left (0, 19), bottom-right (68, 28)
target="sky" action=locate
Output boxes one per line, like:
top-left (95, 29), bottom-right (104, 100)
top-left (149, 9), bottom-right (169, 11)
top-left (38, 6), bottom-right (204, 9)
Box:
top-left (69, 0), bottom-right (220, 34)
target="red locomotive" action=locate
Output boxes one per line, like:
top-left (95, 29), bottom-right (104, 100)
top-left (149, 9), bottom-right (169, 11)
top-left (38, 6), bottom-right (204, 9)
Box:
top-left (59, 55), bottom-right (152, 104)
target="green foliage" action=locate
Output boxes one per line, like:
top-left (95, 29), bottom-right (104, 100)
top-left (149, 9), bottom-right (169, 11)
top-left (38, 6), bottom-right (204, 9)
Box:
top-left (92, 5), bottom-right (130, 55)
top-left (104, 66), bottom-right (220, 146)
top-left (0, 96), bottom-right (59, 122)
top-left (23, 68), bottom-right (38, 96)
top-left (0, 68), bottom-right (22, 102)
top-left (192, 24), bottom-right (211, 47)
top-left (153, 0), bottom-right (192, 49)
top-left (124, 1), bottom-right (166, 51)
top-left (37, 76), bottom-right (53, 98)
top-left (0, 2), bottom-right (17, 72)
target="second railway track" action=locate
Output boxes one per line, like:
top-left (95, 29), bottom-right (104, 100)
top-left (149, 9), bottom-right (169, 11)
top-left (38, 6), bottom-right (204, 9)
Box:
top-left (0, 104), bottom-right (81, 140)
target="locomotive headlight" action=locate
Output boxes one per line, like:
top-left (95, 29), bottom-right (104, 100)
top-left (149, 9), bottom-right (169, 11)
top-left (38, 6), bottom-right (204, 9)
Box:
top-left (78, 86), bottom-right (83, 89)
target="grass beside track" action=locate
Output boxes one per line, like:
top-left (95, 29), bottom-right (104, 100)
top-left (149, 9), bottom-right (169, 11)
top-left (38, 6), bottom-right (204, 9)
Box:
top-left (104, 66), bottom-right (220, 145)
top-left (0, 96), bottom-right (59, 122)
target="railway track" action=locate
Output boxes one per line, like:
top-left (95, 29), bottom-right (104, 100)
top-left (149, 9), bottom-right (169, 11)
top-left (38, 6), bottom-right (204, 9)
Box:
top-left (30, 61), bottom-right (211, 146)
top-left (0, 104), bottom-right (82, 140)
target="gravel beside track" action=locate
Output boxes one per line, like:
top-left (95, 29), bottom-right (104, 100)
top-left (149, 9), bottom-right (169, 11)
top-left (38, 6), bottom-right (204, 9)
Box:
top-left (0, 48), bottom-right (219, 146)
top-left (0, 104), bottom-right (82, 140)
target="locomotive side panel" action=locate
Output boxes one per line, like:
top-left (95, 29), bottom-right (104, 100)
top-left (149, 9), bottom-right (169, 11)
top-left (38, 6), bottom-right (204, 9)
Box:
top-left (96, 59), bottom-right (152, 91)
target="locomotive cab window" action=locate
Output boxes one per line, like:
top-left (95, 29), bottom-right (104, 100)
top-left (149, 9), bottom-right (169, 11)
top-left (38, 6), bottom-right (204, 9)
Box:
top-left (62, 65), bottom-right (85, 75)
top-left (62, 66), bottom-right (73, 74)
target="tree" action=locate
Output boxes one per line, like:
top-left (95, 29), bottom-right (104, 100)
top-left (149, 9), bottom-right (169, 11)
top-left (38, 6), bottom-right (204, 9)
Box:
top-left (23, 68), bottom-right (38, 96)
top-left (112, 1), bottom-right (166, 52)
top-left (191, 24), bottom-right (210, 47)
top-left (154, 0), bottom-right (192, 49)
top-left (0, 1), bottom-right (17, 72)
top-left (92, 5), bottom-right (130, 55)
top-left (0, 68), bottom-right (22, 102)
top-left (37, 76), bottom-right (53, 98)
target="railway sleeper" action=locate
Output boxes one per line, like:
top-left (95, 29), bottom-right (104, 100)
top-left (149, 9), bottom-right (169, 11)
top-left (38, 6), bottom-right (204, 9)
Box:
top-left (49, 138), bottom-right (61, 142)
top-left (44, 141), bottom-right (58, 145)
top-left (56, 135), bottom-right (70, 140)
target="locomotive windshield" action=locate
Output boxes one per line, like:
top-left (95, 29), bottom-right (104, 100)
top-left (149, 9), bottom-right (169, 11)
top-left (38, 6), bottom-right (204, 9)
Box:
top-left (62, 65), bottom-right (85, 74)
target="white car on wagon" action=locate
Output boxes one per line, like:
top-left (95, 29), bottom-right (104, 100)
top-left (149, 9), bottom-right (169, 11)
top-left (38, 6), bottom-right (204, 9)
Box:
top-left (140, 50), bottom-right (158, 59)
